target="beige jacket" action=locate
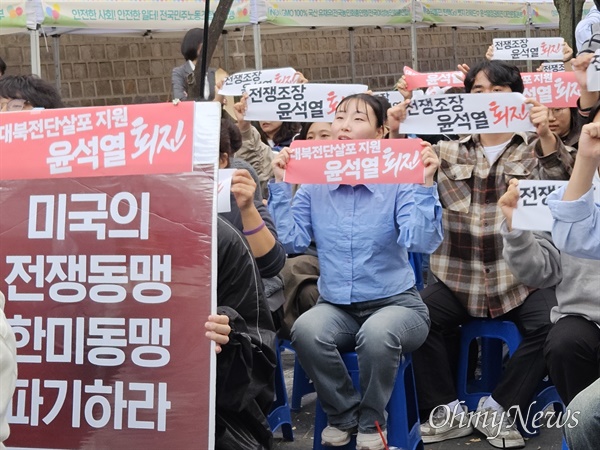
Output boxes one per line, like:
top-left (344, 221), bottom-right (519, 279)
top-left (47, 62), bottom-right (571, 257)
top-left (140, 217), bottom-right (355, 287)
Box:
top-left (0, 291), bottom-right (17, 449)
top-left (235, 126), bottom-right (275, 199)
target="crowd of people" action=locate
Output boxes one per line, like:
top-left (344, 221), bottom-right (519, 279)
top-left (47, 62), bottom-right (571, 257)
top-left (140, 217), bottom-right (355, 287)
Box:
top-left (1, 12), bottom-right (600, 450)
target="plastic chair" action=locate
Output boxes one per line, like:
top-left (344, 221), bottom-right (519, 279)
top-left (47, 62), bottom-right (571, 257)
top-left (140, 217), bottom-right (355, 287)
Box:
top-left (455, 319), bottom-right (564, 437)
top-left (267, 343), bottom-right (294, 441)
top-left (313, 353), bottom-right (423, 450)
top-left (289, 252), bottom-right (425, 411)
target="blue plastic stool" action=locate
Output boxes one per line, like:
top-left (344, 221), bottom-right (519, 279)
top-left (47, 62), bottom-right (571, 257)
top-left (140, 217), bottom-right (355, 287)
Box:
top-left (456, 319), bottom-right (564, 437)
top-left (267, 343), bottom-right (294, 441)
top-left (409, 252), bottom-right (424, 291)
top-left (313, 353), bottom-right (423, 450)
top-left (562, 436), bottom-right (569, 449)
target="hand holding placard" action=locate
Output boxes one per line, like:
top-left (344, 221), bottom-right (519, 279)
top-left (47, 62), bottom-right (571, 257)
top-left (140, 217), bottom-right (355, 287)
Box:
top-left (420, 142), bottom-right (439, 187)
top-left (272, 147), bottom-right (293, 182)
top-left (498, 178), bottom-right (520, 231)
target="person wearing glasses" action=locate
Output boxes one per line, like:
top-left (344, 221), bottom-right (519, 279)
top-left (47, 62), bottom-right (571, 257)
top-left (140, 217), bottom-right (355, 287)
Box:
top-left (0, 75), bottom-right (64, 111)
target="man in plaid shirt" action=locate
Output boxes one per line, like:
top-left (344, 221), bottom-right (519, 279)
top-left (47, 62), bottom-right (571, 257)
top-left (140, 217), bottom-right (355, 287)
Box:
top-left (390, 60), bottom-right (575, 448)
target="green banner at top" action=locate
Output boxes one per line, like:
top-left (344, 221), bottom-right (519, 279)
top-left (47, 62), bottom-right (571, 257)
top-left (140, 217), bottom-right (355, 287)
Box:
top-left (40, 0), bottom-right (254, 29)
top-left (264, 0), bottom-right (414, 27)
top-left (0, 1), bottom-right (27, 33)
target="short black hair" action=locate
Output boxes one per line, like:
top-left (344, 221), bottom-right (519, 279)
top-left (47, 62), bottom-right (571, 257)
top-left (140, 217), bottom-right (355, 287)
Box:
top-left (0, 57), bottom-right (6, 76)
top-left (181, 28), bottom-right (204, 61)
top-left (596, 0), bottom-right (600, 10)
top-left (464, 60), bottom-right (523, 94)
top-left (0, 74), bottom-right (64, 109)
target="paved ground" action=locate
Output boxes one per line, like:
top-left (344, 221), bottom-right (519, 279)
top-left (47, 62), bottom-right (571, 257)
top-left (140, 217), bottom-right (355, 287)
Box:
top-left (273, 350), bottom-right (565, 450)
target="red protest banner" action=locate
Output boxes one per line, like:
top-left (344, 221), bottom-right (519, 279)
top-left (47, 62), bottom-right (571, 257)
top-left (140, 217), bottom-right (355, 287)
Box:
top-left (521, 72), bottom-right (579, 108)
top-left (0, 102), bottom-right (195, 180)
top-left (1, 102), bottom-right (218, 449)
top-left (286, 139), bottom-right (424, 185)
top-left (403, 67), bottom-right (464, 91)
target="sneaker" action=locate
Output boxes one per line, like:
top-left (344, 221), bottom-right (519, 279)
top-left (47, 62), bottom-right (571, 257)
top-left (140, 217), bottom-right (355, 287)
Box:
top-left (321, 425), bottom-right (356, 447)
top-left (420, 404), bottom-right (474, 443)
top-left (356, 429), bottom-right (387, 450)
top-left (473, 397), bottom-right (525, 448)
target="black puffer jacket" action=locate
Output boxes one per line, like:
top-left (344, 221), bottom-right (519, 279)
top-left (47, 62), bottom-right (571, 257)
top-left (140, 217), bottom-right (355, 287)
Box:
top-left (215, 217), bottom-right (277, 450)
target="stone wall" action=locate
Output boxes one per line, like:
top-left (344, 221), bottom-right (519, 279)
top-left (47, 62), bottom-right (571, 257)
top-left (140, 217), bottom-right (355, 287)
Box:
top-left (0, 26), bottom-right (559, 107)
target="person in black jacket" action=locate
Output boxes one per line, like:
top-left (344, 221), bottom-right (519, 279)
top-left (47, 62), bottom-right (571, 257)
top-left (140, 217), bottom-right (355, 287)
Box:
top-left (205, 216), bottom-right (278, 450)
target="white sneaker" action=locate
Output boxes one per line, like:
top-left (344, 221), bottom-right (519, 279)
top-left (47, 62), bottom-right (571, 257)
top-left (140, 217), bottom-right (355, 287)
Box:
top-left (321, 425), bottom-right (356, 446)
top-left (420, 404), bottom-right (474, 443)
top-left (473, 397), bottom-right (525, 448)
top-left (356, 429), bottom-right (386, 450)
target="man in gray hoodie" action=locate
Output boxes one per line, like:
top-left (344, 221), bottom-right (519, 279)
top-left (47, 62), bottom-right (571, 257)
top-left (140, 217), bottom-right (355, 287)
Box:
top-left (498, 179), bottom-right (599, 432)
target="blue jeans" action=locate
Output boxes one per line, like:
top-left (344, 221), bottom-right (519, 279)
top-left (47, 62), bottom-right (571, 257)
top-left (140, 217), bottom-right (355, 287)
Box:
top-left (290, 287), bottom-right (430, 433)
top-left (564, 378), bottom-right (600, 450)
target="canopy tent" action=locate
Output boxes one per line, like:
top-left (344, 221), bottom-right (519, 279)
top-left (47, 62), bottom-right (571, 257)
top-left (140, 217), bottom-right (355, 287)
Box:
top-left (13, 1), bottom-right (593, 77)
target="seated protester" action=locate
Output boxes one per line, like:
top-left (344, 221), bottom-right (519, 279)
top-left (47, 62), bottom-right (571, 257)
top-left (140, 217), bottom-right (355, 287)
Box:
top-left (547, 122), bottom-right (600, 260)
top-left (218, 118), bottom-right (287, 326)
top-left (564, 378), bottom-right (600, 450)
top-left (172, 28), bottom-right (227, 102)
top-left (389, 60), bottom-right (574, 448)
top-left (277, 121), bottom-right (332, 340)
top-left (499, 179), bottom-right (600, 407)
top-left (205, 216), bottom-right (278, 450)
top-left (0, 74), bottom-right (64, 110)
top-left (0, 291), bottom-right (17, 450)
top-left (269, 93), bottom-right (443, 450)
top-left (232, 95), bottom-right (276, 199)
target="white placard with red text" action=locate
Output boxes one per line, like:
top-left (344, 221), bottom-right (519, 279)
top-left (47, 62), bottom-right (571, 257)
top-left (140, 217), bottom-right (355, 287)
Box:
top-left (492, 37), bottom-right (564, 61)
top-left (587, 50), bottom-right (600, 92)
top-left (399, 92), bottom-right (534, 135)
top-left (218, 67), bottom-right (298, 96)
top-left (244, 83), bottom-right (369, 122)
top-left (541, 62), bottom-right (565, 73)
top-left (403, 67), bottom-right (464, 91)
top-left (521, 72), bottom-right (579, 108)
top-left (512, 180), bottom-right (600, 232)
top-left (285, 139), bottom-right (424, 185)
top-left (374, 91), bottom-right (405, 107)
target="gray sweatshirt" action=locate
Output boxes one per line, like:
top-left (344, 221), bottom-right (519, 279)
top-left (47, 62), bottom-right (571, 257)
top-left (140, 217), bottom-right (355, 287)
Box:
top-left (501, 221), bottom-right (600, 325)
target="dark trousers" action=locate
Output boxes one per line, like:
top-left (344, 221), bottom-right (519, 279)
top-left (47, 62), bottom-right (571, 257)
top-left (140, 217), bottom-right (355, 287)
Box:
top-left (413, 282), bottom-right (557, 416)
top-left (544, 315), bottom-right (600, 405)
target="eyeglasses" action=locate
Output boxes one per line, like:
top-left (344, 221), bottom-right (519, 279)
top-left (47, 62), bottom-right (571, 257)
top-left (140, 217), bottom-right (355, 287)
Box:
top-left (0, 99), bottom-right (29, 112)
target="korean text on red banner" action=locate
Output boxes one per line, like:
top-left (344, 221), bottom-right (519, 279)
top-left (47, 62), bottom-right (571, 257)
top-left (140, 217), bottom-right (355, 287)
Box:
top-left (285, 139), bottom-right (424, 185)
top-left (403, 66), bottom-right (464, 91)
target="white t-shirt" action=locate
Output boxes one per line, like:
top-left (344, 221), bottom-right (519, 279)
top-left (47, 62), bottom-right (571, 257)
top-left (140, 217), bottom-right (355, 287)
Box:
top-left (482, 140), bottom-right (512, 165)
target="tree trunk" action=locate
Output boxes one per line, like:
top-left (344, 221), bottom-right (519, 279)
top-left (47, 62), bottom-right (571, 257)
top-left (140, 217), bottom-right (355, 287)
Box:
top-left (553, 0), bottom-right (586, 51)
top-left (190, 0), bottom-right (234, 99)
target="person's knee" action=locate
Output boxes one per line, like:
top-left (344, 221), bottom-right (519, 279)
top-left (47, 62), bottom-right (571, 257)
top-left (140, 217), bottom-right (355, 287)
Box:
top-left (543, 328), bottom-right (577, 363)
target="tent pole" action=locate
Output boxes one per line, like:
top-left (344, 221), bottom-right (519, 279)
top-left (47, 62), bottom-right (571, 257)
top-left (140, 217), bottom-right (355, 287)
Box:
top-left (452, 27), bottom-right (458, 69)
top-left (253, 23), bottom-right (263, 70)
top-left (53, 35), bottom-right (61, 94)
top-left (526, 3), bottom-right (533, 73)
top-left (349, 27), bottom-right (356, 84)
top-left (222, 30), bottom-right (230, 73)
top-left (410, 0), bottom-right (418, 70)
top-left (30, 29), bottom-right (41, 76)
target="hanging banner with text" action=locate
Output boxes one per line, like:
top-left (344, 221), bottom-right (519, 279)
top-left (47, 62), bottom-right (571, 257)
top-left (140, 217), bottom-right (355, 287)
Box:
top-left (1, 102), bottom-right (220, 450)
top-left (244, 83), bottom-right (368, 122)
top-left (513, 180), bottom-right (600, 232)
top-left (218, 67), bottom-right (299, 96)
top-left (399, 92), bottom-right (534, 135)
top-left (403, 66), bottom-right (465, 91)
top-left (285, 138), bottom-right (424, 185)
top-left (0, 102), bottom-right (195, 180)
top-left (492, 37), bottom-right (564, 61)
